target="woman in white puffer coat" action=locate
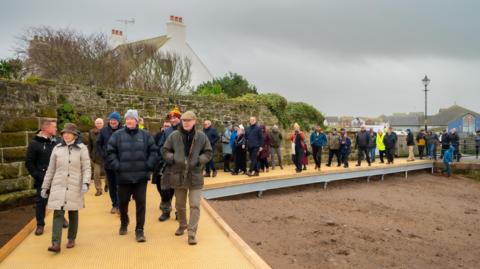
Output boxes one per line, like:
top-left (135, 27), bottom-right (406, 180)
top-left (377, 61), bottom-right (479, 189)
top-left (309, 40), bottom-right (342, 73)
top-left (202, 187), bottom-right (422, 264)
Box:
top-left (41, 123), bottom-right (91, 253)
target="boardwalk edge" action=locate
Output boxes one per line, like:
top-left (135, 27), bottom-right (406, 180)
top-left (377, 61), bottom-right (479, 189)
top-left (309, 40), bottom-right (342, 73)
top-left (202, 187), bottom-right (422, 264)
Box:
top-left (201, 198), bottom-right (272, 269)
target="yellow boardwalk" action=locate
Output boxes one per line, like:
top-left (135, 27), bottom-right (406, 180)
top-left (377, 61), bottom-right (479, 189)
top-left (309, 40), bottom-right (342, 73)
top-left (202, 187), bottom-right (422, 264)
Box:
top-left (0, 186), bottom-right (258, 268)
top-left (0, 158), bottom-right (432, 269)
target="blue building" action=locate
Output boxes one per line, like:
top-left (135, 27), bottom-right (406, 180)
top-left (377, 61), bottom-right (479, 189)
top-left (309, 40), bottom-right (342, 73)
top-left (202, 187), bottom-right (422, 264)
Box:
top-left (429, 105), bottom-right (480, 134)
top-left (383, 105), bottom-right (480, 135)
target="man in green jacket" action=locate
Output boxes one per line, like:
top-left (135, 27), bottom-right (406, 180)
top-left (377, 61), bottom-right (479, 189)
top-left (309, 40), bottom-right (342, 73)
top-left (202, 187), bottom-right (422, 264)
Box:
top-left (162, 111), bottom-right (213, 245)
top-left (270, 125), bottom-right (283, 170)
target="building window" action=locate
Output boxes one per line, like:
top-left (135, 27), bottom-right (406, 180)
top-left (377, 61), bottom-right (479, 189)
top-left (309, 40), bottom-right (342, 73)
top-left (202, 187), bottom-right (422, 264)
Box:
top-left (463, 114), bottom-right (475, 134)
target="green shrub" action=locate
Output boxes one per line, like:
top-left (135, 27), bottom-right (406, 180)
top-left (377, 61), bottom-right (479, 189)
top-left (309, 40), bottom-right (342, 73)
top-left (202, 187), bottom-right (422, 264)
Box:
top-left (25, 76), bottom-right (41, 85)
top-left (57, 102), bottom-right (77, 130)
top-left (286, 102), bottom-right (325, 132)
top-left (194, 72), bottom-right (258, 98)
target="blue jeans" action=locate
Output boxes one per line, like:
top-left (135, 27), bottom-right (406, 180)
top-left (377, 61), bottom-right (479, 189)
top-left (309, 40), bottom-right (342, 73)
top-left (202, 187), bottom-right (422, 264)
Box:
top-left (105, 169), bottom-right (119, 208)
top-left (35, 186), bottom-right (48, 226)
top-left (443, 162), bottom-right (452, 176)
top-left (369, 148), bottom-right (376, 162)
top-left (428, 144), bottom-right (436, 159)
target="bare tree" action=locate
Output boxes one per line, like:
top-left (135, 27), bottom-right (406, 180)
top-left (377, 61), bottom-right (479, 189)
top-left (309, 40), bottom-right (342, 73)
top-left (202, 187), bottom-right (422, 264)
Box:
top-left (16, 26), bottom-right (125, 87)
top-left (16, 26), bottom-right (193, 94)
top-left (127, 51), bottom-right (192, 94)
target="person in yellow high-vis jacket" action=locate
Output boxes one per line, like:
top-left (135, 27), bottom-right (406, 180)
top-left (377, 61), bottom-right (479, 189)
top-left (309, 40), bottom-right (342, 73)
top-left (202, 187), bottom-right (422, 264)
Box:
top-left (376, 129), bottom-right (386, 163)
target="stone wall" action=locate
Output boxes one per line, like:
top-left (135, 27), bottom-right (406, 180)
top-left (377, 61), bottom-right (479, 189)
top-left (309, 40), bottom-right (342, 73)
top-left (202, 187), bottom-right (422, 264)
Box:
top-left (0, 78), bottom-right (279, 205)
top-left (0, 78), bottom-right (414, 205)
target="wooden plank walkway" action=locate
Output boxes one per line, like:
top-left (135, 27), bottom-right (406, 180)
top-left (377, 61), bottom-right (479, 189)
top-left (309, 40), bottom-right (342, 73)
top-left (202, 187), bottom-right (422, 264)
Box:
top-left (203, 159), bottom-right (434, 198)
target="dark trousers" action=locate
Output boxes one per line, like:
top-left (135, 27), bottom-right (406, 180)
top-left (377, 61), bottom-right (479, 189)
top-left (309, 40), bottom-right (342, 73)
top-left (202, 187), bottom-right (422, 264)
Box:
top-left (52, 210), bottom-right (78, 244)
top-left (339, 150), bottom-right (350, 166)
top-left (248, 147), bottom-right (260, 173)
top-left (386, 148), bottom-right (395, 163)
top-left (476, 146), bottom-right (479, 159)
top-left (105, 169), bottom-right (119, 208)
top-left (327, 149), bottom-right (341, 166)
top-left (379, 150), bottom-right (385, 163)
top-left (259, 158), bottom-right (269, 170)
top-left (205, 151), bottom-right (216, 173)
top-left (418, 145), bottom-right (425, 159)
top-left (35, 186), bottom-right (48, 227)
top-left (234, 149), bottom-right (247, 173)
top-left (312, 145), bottom-right (322, 167)
top-left (155, 180), bottom-right (174, 214)
top-left (453, 145), bottom-right (461, 162)
top-left (223, 154), bottom-right (232, 171)
top-left (292, 147), bottom-right (304, 172)
top-left (357, 147), bottom-right (371, 165)
top-left (118, 182), bottom-right (147, 231)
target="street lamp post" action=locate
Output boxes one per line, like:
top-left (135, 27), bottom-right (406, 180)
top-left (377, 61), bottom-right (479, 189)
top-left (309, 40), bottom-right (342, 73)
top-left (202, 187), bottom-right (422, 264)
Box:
top-left (422, 75), bottom-right (430, 131)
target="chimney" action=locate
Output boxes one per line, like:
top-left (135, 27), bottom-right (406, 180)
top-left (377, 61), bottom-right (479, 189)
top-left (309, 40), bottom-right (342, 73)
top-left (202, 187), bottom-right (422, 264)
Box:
top-left (166, 15), bottom-right (186, 43)
top-left (109, 28), bottom-right (126, 48)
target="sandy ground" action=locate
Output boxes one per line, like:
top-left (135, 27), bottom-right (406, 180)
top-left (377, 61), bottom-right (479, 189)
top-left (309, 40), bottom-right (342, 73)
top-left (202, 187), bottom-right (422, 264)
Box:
top-left (209, 172), bottom-right (480, 269)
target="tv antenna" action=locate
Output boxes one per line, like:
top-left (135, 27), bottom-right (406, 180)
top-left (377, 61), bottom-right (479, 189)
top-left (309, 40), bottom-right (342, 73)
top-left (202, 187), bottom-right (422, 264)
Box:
top-left (117, 18), bottom-right (135, 40)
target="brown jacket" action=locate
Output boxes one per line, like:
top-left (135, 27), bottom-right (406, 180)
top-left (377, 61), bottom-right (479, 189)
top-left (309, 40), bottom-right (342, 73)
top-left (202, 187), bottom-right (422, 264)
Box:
top-left (161, 127), bottom-right (212, 190)
top-left (42, 140), bottom-right (91, 211)
top-left (88, 128), bottom-right (102, 164)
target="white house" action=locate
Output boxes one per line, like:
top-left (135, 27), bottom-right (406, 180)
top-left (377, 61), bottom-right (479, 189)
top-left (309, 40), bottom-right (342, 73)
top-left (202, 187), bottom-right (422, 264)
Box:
top-left (110, 15), bottom-right (213, 88)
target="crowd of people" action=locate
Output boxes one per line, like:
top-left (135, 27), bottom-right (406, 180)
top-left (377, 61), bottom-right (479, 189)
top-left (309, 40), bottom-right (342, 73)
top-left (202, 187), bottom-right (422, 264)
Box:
top-left (24, 107), bottom-right (477, 253)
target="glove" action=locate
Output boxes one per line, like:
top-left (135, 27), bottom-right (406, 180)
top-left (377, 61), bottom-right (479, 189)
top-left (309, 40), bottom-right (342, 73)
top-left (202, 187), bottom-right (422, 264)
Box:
top-left (40, 188), bottom-right (49, 199)
top-left (81, 184), bottom-right (89, 193)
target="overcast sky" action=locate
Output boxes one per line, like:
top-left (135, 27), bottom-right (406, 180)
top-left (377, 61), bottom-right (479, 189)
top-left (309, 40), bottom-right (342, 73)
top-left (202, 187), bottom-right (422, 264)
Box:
top-left (1, 0), bottom-right (479, 117)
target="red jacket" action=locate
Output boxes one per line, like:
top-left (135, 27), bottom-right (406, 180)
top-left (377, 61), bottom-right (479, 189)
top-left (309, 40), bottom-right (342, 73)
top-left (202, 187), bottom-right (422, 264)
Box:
top-left (290, 132), bottom-right (307, 150)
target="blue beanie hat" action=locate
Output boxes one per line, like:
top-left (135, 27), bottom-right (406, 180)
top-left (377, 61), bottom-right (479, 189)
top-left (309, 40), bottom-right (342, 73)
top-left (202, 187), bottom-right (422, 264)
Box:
top-left (108, 112), bottom-right (121, 123)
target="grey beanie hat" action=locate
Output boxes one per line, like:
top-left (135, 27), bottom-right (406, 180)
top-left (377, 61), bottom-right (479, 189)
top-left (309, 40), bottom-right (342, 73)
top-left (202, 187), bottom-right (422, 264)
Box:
top-left (124, 109), bottom-right (139, 122)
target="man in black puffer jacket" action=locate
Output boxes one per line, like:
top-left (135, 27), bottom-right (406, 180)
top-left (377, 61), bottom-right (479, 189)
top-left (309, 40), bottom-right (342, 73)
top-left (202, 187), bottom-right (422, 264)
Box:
top-left (107, 109), bottom-right (157, 243)
top-left (25, 119), bottom-right (62, 235)
top-left (355, 126), bottom-right (371, 166)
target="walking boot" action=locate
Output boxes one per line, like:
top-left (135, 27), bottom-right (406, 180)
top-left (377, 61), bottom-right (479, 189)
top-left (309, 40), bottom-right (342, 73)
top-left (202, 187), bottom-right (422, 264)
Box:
top-left (95, 189), bottom-right (102, 196)
top-left (159, 211), bottom-right (170, 222)
top-left (48, 243), bottom-right (61, 253)
top-left (175, 226), bottom-right (187, 236)
top-left (66, 240), bottom-right (75, 249)
top-left (35, 225), bottom-right (44, 236)
top-left (188, 235), bottom-right (197, 245)
top-left (135, 229), bottom-right (146, 243)
top-left (212, 170), bottom-right (217, 177)
top-left (204, 172), bottom-right (211, 177)
top-left (119, 226), bottom-right (128, 235)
